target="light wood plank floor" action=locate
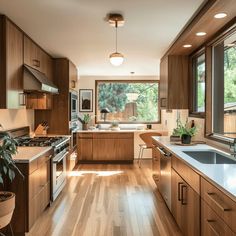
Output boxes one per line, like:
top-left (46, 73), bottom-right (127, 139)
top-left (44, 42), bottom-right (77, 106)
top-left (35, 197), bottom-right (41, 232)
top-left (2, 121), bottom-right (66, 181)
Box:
top-left (27, 161), bottom-right (181, 236)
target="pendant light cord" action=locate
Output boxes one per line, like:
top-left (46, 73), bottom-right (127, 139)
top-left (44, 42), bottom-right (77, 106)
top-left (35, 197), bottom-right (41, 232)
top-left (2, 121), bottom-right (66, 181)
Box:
top-left (115, 21), bottom-right (118, 53)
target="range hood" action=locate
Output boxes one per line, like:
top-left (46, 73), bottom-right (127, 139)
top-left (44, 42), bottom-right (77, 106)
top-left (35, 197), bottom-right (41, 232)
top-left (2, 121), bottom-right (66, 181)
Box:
top-left (23, 65), bottom-right (59, 94)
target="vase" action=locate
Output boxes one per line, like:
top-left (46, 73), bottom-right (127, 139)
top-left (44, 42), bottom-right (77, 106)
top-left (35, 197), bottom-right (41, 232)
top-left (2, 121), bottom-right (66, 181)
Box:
top-left (0, 192), bottom-right (15, 229)
top-left (82, 124), bottom-right (88, 130)
top-left (181, 134), bottom-right (192, 144)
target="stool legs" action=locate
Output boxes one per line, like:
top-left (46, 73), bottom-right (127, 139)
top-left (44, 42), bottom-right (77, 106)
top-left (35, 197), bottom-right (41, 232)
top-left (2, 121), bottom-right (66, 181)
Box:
top-left (139, 147), bottom-right (144, 168)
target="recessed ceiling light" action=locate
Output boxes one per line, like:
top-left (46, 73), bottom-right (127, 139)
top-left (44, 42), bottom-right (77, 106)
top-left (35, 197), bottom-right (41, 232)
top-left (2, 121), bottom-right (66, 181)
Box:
top-left (183, 44), bottom-right (192, 48)
top-left (196, 32), bottom-right (207, 36)
top-left (214, 13), bottom-right (227, 19)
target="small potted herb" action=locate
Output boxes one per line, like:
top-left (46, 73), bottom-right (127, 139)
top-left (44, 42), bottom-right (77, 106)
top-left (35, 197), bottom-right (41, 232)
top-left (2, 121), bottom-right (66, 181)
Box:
top-left (78, 114), bottom-right (92, 130)
top-left (0, 132), bottom-right (24, 229)
top-left (172, 119), bottom-right (197, 144)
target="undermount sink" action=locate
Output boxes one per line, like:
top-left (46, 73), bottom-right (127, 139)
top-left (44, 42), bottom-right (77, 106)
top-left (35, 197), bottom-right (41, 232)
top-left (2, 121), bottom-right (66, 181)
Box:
top-left (183, 150), bottom-right (236, 164)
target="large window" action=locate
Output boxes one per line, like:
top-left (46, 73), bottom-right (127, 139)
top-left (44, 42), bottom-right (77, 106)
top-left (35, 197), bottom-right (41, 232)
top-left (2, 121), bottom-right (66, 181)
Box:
top-left (95, 80), bottom-right (160, 123)
top-left (212, 30), bottom-right (236, 138)
top-left (190, 51), bottom-right (205, 116)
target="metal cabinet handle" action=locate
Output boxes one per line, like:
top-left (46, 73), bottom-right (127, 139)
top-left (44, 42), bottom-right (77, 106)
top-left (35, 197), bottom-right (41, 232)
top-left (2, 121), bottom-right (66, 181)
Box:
top-left (178, 182), bottom-right (184, 201)
top-left (207, 192), bottom-right (231, 211)
top-left (32, 59), bottom-right (40, 67)
top-left (156, 147), bottom-right (171, 157)
top-left (207, 220), bottom-right (220, 236)
top-left (181, 185), bottom-right (187, 205)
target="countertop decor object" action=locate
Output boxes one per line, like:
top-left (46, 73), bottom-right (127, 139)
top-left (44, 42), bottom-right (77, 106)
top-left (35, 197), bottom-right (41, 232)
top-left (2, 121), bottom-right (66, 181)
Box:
top-left (0, 132), bottom-right (24, 230)
top-left (172, 119), bottom-right (197, 144)
top-left (78, 114), bottom-right (92, 130)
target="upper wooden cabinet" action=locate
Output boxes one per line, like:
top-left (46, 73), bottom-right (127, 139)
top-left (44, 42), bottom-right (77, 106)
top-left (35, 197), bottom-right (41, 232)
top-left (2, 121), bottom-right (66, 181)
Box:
top-left (0, 17), bottom-right (24, 109)
top-left (24, 35), bottom-right (53, 81)
top-left (159, 55), bottom-right (189, 109)
top-left (69, 61), bottom-right (78, 91)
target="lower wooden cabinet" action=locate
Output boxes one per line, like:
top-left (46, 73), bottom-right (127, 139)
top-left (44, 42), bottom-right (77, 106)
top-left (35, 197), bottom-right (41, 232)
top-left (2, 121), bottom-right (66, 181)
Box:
top-left (171, 168), bottom-right (200, 236)
top-left (201, 199), bottom-right (235, 236)
top-left (1, 150), bottom-right (53, 235)
top-left (77, 132), bottom-right (134, 163)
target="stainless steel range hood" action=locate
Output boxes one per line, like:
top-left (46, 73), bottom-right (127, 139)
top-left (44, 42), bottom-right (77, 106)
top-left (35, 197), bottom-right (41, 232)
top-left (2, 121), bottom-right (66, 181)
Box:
top-left (23, 65), bottom-right (59, 94)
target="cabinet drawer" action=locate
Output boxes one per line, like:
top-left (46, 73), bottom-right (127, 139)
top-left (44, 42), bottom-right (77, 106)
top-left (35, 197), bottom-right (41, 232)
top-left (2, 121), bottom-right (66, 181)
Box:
top-left (93, 133), bottom-right (133, 139)
top-left (77, 133), bottom-right (93, 138)
top-left (201, 177), bottom-right (236, 233)
top-left (201, 199), bottom-right (235, 236)
top-left (172, 156), bottom-right (200, 194)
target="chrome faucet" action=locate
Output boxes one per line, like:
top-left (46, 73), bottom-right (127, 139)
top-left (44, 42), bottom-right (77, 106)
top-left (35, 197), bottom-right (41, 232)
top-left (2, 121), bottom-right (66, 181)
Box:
top-left (230, 139), bottom-right (236, 158)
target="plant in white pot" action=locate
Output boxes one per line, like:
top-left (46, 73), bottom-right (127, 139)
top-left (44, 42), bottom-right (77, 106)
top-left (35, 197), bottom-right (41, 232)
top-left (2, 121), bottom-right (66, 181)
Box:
top-left (0, 132), bottom-right (23, 230)
top-left (78, 114), bottom-right (92, 130)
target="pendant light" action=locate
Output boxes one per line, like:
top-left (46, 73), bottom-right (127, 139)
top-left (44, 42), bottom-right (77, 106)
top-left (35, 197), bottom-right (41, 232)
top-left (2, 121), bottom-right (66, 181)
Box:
top-left (108, 13), bottom-right (124, 66)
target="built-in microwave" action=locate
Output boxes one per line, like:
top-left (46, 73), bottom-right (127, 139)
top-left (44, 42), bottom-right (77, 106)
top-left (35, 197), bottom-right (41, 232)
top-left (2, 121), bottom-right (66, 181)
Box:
top-left (70, 91), bottom-right (78, 121)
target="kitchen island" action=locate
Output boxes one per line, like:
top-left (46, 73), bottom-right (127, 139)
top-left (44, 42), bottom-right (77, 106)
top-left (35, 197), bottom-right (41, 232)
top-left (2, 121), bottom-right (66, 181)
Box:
top-left (77, 130), bottom-right (168, 163)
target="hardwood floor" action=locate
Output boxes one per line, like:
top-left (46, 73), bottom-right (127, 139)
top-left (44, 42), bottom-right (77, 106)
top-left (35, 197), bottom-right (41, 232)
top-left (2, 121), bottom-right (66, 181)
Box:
top-left (27, 161), bottom-right (181, 236)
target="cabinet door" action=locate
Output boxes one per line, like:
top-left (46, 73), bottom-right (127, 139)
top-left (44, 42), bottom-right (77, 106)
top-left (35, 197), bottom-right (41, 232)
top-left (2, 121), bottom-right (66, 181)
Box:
top-left (24, 36), bottom-right (41, 70)
top-left (69, 61), bottom-right (78, 90)
top-left (171, 168), bottom-right (200, 236)
top-left (78, 138), bottom-right (93, 161)
top-left (6, 20), bottom-right (24, 109)
top-left (159, 56), bottom-right (168, 109)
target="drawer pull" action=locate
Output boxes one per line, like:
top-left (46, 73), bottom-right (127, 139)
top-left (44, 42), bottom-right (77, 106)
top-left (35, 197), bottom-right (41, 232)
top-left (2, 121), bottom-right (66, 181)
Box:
top-left (32, 59), bottom-right (40, 67)
top-left (207, 192), bottom-right (231, 211)
top-left (207, 220), bottom-right (220, 236)
top-left (181, 185), bottom-right (187, 205)
top-left (178, 182), bottom-right (184, 201)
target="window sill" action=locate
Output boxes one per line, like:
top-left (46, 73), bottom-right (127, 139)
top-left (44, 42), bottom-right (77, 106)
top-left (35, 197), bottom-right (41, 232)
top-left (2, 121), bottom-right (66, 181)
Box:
top-left (189, 112), bottom-right (205, 119)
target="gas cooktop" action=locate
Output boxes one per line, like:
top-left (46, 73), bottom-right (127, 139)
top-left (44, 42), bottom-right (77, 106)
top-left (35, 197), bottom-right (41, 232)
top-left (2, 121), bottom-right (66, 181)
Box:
top-left (16, 136), bottom-right (67, 147)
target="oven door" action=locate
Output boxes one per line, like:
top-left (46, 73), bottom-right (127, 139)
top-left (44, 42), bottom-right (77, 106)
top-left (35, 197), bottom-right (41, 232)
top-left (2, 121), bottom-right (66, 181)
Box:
top-left (70, 92), bottom-right (78, 120)
top-left (52, 151), bottom-right (68, 200)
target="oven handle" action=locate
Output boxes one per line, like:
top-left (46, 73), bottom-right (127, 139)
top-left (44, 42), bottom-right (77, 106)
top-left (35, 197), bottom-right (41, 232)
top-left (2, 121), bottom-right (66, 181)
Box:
top-left (53, 151), bottom-right (69, 164)
top-left (156, 147), bottom-right (172, 157)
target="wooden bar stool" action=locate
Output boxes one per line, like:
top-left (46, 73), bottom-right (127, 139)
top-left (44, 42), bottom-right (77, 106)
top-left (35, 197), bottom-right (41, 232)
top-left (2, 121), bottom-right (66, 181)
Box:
top-left (138, 132), bottom-right (162, 167)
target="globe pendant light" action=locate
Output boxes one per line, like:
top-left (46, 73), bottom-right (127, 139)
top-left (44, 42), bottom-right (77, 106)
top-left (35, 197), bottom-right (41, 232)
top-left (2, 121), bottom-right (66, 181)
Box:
top-left (108, 13), bottom-right (124, 66)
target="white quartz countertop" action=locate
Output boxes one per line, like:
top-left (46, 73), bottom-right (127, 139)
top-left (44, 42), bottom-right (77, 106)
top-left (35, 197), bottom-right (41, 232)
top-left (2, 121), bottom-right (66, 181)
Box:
top-left (77, 129), bottom-right (168, 133)
top-left (152, 136), bottom-right (236, 200)
top-left (13, 146), bottom-right (52, 163)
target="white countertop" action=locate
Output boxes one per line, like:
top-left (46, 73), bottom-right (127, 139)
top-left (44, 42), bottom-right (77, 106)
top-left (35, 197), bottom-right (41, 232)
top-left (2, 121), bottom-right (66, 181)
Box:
top-left (77, 129), bottom-right (168, 134)
top-left (13, 146), bottom-right (52, 163)
top-left (152, 136), bottom-right (236, 199)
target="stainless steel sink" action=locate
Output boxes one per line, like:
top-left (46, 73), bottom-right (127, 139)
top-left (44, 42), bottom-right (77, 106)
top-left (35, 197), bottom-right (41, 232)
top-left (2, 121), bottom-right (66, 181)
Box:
top-left (183, 150), bottom-right (236, 164)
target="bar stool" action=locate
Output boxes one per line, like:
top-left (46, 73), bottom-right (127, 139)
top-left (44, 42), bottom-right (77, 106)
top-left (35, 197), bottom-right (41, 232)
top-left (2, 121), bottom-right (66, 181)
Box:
top-left (138, 132), bottom-right (162, 167)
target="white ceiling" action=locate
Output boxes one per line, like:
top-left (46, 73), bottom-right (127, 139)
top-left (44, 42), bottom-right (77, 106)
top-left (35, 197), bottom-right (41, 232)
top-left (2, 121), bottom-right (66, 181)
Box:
top-left (0, 0), bottom-right (204, 76)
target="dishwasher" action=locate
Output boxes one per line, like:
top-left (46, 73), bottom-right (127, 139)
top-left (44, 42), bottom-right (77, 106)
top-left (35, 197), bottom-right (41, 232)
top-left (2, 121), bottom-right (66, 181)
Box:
top-left (157, 146), bottom-right (172, 211)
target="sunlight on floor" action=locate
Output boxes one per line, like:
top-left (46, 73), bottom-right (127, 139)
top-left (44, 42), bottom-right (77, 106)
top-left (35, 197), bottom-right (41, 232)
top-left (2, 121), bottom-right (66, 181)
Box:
top-left (68, 170), bottom-right (124, 177)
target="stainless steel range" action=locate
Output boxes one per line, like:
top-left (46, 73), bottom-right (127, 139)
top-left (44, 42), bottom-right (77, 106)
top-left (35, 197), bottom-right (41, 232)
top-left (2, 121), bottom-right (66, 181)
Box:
top-left (17, 135), bottom-right (70, 201)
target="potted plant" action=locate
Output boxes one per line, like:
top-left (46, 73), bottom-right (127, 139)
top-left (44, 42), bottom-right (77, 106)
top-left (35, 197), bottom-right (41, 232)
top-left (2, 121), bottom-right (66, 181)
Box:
top-left (0, 132), bottom-right (23, 230)
top-left (78, 114), bottom-right (92, 130)
top-left (110, 120), bottom-right (120, 131)
top-left (172, 119), bottom-right (197, 144)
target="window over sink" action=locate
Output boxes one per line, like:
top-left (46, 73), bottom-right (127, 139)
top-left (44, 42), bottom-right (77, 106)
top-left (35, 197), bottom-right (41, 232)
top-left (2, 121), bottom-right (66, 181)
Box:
top-left (95, 80), bottom-right (160, 123)
top-left (211, 29), bottom-right (236, 139)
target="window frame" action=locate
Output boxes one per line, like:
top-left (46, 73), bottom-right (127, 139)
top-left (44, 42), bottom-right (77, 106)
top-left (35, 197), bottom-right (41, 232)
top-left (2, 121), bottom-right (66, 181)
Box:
top-left (95, 80), bottom-right (161, 124)
top-left (189, 48), bottom-right (206, 118)
top-left (205, 20), bottom-right (236, 143)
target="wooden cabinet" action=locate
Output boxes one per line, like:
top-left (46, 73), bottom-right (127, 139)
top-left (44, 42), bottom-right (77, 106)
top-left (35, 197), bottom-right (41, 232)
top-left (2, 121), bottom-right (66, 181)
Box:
top-left (201, 177), bottom-right (236, 234)
top-left (78, 133), bottom-right (93, 161)
top-left (171, 168), bottom-right (200, 236)
top-left (69, 60), bottom-right (78, 91)
top-left (0, 16), bottom-right (24, 109)
top-left (26, 93), bottom-right (52, 110)
top-left (159, 55), bottom-right (189, 109)
top-left (201, 199), bottom-right (235, 236)
top-left (1, 149), bottom-right (52, 235)
top-left (28, 154), bottom-right (51, 229)
top-left (77, 132), bottom-right (134, 163)
top-left (35, 58), bottom-right (78, 134)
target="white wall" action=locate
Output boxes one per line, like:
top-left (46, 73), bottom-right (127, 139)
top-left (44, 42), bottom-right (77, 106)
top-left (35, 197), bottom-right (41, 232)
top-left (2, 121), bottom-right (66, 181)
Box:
top-left (0, 109), bottom-right (34, 131)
